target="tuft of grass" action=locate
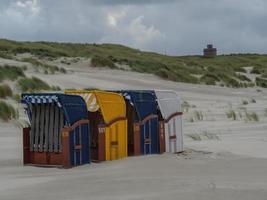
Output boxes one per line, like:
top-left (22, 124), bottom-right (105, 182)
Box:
top-left (250, 98), bottom-right (256, 103)
top-left (12, 94), bottom-right (21, 102)
top-left (181, 101), bottom-right (196, 112)
top-left (236, 74), bottom-right (251, 82)
top-left (0, 51), bottom-right (13, 59)
top-left (51, 86), bottom-right (61, 91)
top-left (188, 117), bottom-right (194, 123)
top-left (21, 57), bottom-right (43, 66)
top-left (202, 131), bottom-right (220, 140)
top-left (0, 101), bottom-right (17, 121)
top-left (91, 55), bottom-right (117, 69)
top-left (255, 77), bottom-right (267, 88)
top-left (200, 73), bottom-right (219, 85)
top-left (186, 133), bottom-right (202, 141)
top-left (0, 84), bottom-right (13, 98)
top-left (182, 101), bottom-right (190, 112)
top-left (226, 110), bottom-right (237, 120)
top-left (17, 77), bottom-right (51, 92)
top-left (0, 65), bottom-right (25, 82)
top-left (21, 57), bottom-right (63, 74)
top-left (242, 100), bottom-right (249, 105)
top-left (245, 111), bottom-right (259, 122)
top-left (193, 110), bottom-right (204, 121)
top-left (59, 67), bottom-right (67, 73)
top-left (187, 131), bottom-right (220, 141)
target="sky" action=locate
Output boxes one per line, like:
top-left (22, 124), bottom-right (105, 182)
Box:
top-left (0, 0), bottom-right (266, 55)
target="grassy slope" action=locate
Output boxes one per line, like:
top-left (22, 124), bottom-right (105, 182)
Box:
top-left (1, 39), bottom-right (267, 88)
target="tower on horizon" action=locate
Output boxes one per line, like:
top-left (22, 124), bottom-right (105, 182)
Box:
top-left (203, 44), bottom-right (217, 58)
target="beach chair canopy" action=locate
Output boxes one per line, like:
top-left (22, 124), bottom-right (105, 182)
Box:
top-left (154, 90), bottom-right (182, 120)
top-left (119, 90), bottom-right (158, 121)
top-left (65, 90), bottom-right (126, 124)
top-left (21, 93), bottom-right (88, 125)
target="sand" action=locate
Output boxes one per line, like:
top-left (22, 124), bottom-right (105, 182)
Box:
top-left (1, 57), bottom-right (267, 199)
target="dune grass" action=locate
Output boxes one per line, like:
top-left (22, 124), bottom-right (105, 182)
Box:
top-left (0, 84), bottom-right (13, 98)
top-left (0, 65), bottom-right (25, 82)
top-left (17, 77), bottom-right (53, 92)
top-left (255, 77), bottom-right (267, 88)
top-left (91, 55), bottom-right (117, 69)
top-left (0, 101), bottom-right (17, 121)
top-left (1, 39), bottom-right (267, 87)
top-left (226, 110), bottom-right (237, 120)
top-left (245, 111), bottom-right (259, 122)
top-left (21, 57), bottom-right (66, 74)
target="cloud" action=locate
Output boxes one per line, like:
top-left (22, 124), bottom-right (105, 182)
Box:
top-left (0, 0), bottom-right (267, 55)
top-left (89, 0), bottom-right (177, 6)
top-left (15, 0), bottom-right (40, 15)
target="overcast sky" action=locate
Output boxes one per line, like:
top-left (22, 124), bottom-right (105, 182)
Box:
top-left (0, 0), bottom-right (266, 55)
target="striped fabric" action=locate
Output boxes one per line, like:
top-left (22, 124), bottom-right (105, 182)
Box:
top-left (68, 92), bottom-right (99, 112)
top-left (121, 92), bottom-right (134, 106)
top-left (22, 95), bottom-right (61, 107)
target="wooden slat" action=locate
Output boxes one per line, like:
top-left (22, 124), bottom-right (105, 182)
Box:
top-left (79, 125), bottom-right (82, 164)
top-left (149, 120), bottom-right (152, 154)
top-left (169, 135), bottom-right (176, 140)
top-left (48, 104), bottom-right (55, 152)
top-left (173, 118), bottom-right (177, 152)
top-left (34, 105), bottom-right (41, 152)
top-left (30, 105), bottom-right (36, 152)
top-left (110, 141), bottom-right (118, 146)
top-left (39, 104), bottom-right (45, 152)
top-left (144, 138), bottom-right (151, 144)
top-left (143, 124), bottom-right (146, 155)
top-left (73, 129), bottom-right (77, 166)
top-left (44, 104), bottom-right (50, 152)
top-left (58, 110), bottom-right (64, 152)
top-left (109, 126), bottom-right (112, 160)
top-left (53, 106), bottom-right (59, 153)
top-left (115, 123), bottom-right (119, 158)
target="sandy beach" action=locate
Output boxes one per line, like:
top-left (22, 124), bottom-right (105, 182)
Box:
top-left (1, 58), bottom-right (267, 199)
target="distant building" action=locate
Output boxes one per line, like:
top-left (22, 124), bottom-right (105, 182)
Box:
top-left (203, 44), bottom-right (217, 58)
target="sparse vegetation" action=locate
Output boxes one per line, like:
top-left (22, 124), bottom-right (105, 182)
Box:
top-left (186, 131), bottom-right (220, 141)
top-left (182, 101), bottom-right (196, 112)
top-left (227, 107), bottom-right (260, 122)
top-left (242, 100), bottom-right (249, 105)
top-left (0, 84), bottom-right (13, 98)
top-left (12, 94), bottom-right (21, 102)
top-left (245, 111), bottom-right (259, 122)
top-left (202, 131), bottom-right (220, 140)
top-left (17, 77), bottom-right (52, 92)
top-left (59, 67), bottom-right (67, 73)
top-left (182, 101), bottom-right (190, 112)
top-left (1, 39), bottom-right (267, 87)
top-left (91, 55), bottom-right (117, 69)
top-left (0, 101), bottom-right (17, 121)
top-left (193, 111), bottom-right (204, 121)
top-left (250, 98), bottom-right (256, 103)
top-left (186, 133), bottom-right (202, 141)
top-left (255, 77), bottom-right (267, 88)
top-left (0, 51), bottom-right (13, 59)
top-left (21, 57), bottom-right (65, 74)
top-left (226, 110), bottom-right (237, 120)
top-left (0, 65), bottom-right (25, 82)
